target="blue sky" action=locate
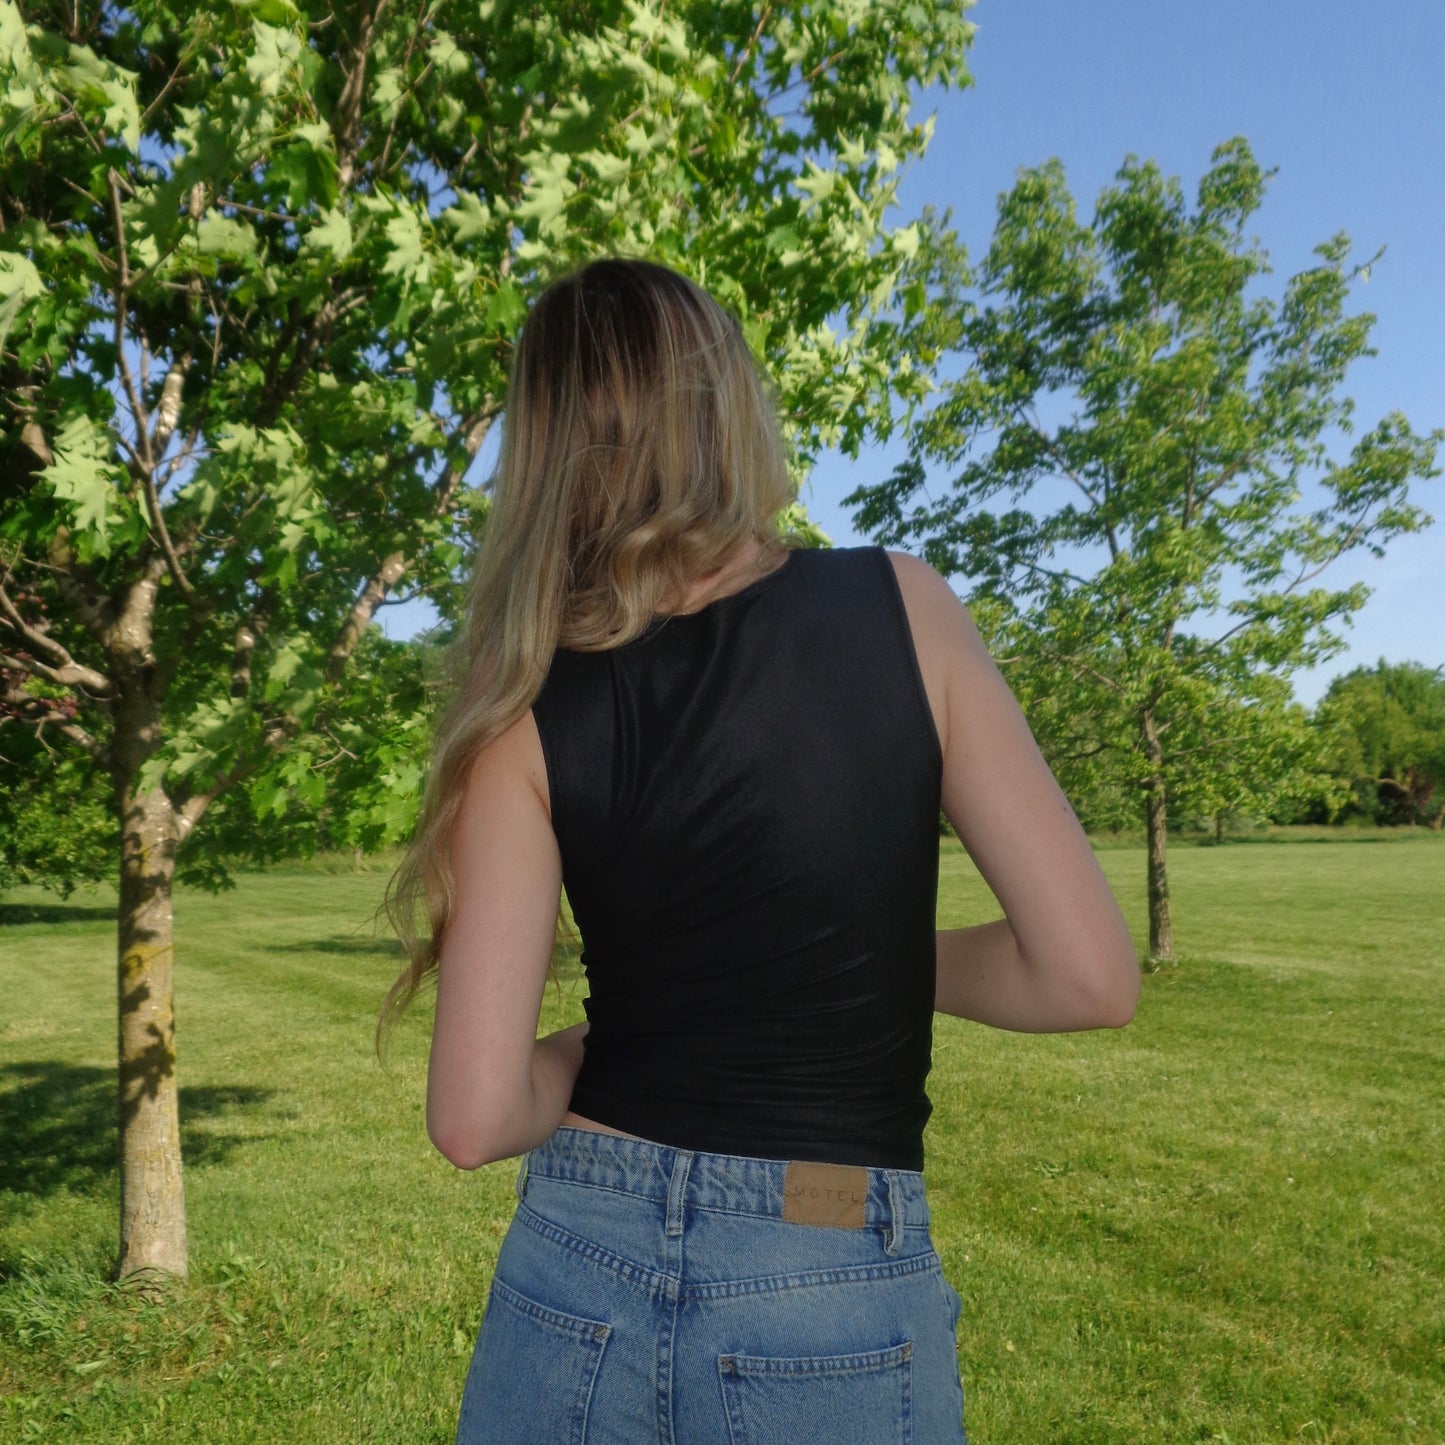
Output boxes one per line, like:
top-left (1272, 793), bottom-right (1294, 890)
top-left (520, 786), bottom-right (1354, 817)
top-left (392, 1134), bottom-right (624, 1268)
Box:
top-left (387, 0), bottom-right (1443, 705)
top-left (802, 0), bottom-right (1445, 705)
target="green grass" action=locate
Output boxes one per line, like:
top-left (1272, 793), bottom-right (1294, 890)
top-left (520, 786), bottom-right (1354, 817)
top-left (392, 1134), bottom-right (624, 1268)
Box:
top-left (2, 835), bottom-right (1442, 1442)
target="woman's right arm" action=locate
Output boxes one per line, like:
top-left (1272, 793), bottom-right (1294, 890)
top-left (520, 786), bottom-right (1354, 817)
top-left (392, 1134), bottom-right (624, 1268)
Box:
top-left (889, 553), bottom-right (1141, 1033)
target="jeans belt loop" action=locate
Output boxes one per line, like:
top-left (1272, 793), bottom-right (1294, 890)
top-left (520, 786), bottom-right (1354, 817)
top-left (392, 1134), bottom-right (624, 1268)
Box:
top-left (885, 1170), bottom-right (903, 1255)
top-left (514, 1152), bottom-right (529, 1202)
top-left (665, 1149), bottom-right (694, 1238)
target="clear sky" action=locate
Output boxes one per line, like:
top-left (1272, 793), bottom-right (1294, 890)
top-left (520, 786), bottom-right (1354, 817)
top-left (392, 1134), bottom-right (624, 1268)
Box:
top-left (385, 1), bottom-right (1443, 705)
top-left (800, 0), bottom-right (1445, 706)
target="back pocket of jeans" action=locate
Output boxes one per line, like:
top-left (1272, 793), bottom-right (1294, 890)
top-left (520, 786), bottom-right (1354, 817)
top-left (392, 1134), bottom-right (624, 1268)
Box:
top-left (718, 1339), bottom-right (912, 1445)
top-left (457, 1276), bottom-right (611, 1445)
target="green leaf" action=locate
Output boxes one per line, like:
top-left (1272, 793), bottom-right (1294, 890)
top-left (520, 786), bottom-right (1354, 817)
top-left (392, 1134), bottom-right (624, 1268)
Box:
top-left (0, 248), bottom-right (45, 351)
top-left (233, 0), bottom-right (302, 24)
top-left (429, 29), bottom-right (470, 79)
top-left (381, 206), bottom-right (429, 282)
top-left (441, 191), bottom-right (490, 245)
top-left (580, 149), bottom-right (630, 186)
top-left (244, 20), bottom-right (301, 98)
top-left (795, 161), bottom-right (837, 211)
top-left (484, 278), bottom-right (525, 331)
top-left (302, 206), bottom-right (352, 261)
top-left (42, 414), bottom-right (125, 554)
top-left (197, 211), bottom-right (258, 259)
top-left (271, 138), bottom-right (339, 210)
top-left (62, 42), bottom-right (140, 149)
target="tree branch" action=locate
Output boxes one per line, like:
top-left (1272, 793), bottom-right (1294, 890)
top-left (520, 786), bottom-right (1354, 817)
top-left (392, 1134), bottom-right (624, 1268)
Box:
top-left (46, 533), bottom-right (117, 647)
top-left (107, 167), bottom-right (154, 473)
top-left (327, 551), bottom-right (410, 682)
top-left (1030, 643), bottom-right (1128, 697)
top-left (332, 0), bottom-right (392, 194)
top-left (140, 461), bottom-right (198, 604)
top-left (729, 4), bottom-right (772, 84)
top-left (376, 0), bottom-right (434, 177)
top-left (175, 710), bottom-right (294, 834)
top-left (0, 646), bottom-right (113, 700)
top-left (1016, 403), bottom-right (1105, 512)
top-left (2, 686), bottom-right (109, 764)
top-left (1200, 499), bottom-right (1377, 656)
top-left (0, 567), bottom-right (112, 695)
top-left (321, 404), bottom-right (493, 683)
top-left (255, 287), bottom-right (370, 428)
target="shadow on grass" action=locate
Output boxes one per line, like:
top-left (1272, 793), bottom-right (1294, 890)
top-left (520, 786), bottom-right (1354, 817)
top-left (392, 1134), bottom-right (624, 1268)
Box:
top-left (0, 903), bottom-right (116, 926)
top-left (275, 934), bottom-right (405, 957)
top-left (0, 1062), bottom-right (275, 1199)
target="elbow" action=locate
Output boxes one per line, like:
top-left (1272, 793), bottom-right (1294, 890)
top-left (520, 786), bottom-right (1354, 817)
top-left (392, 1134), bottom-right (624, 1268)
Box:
top-left (428, 1122), bottom-right (490, 1171)
top-left (1045, 945), bottom-right (1140, 1031)
top-left (1094, 989), bottom-right (1139, 1030)
top-left (427, 1105), bottom-right (518, 1171)
top-left (1083, 951), bottom-right (1141, 1029)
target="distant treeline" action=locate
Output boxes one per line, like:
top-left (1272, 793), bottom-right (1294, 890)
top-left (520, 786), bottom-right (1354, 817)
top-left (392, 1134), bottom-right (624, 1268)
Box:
top-left (1032, 657), bottom-right (1445, 837)
top-left (3, 639), bottom-right (1441, 901)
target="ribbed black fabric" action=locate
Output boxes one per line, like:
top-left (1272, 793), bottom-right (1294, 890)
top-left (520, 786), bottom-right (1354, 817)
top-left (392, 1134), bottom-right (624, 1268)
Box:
top-left (530, 544), bottom-right (944, 1170)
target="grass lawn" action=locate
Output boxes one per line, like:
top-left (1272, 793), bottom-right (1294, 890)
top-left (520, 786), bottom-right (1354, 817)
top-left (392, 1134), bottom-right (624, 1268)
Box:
top-left (1, 835), bottom-right (1441, 1442)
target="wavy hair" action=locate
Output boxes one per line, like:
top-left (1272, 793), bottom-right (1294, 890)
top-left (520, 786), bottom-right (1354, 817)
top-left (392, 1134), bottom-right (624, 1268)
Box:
top-left (377, 257), bottom-right (800, 1051)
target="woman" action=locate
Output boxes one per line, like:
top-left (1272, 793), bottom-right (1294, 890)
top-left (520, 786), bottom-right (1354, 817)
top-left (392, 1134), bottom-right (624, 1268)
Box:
top-left (380, 257), bottom-right (1140, 1443)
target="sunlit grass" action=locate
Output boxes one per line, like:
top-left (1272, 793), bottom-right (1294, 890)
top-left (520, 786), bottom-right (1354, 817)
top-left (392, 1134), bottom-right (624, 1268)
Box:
top-left (2, 834), bottom-right (1441, 1441)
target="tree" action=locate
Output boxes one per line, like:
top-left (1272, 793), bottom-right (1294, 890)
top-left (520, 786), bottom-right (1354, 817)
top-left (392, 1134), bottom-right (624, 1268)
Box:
top-left (0, 0), bottom-right (975, 1278)
top-left (1314, 661), bottom-right (1445, 827)
top-left (847, 138), bottom-right (1440, 962)
top-left (0, 721), bottom-right (115, 893)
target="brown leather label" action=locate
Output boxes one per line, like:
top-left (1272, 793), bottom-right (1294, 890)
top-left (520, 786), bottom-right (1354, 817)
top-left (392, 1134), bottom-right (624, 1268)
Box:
top-left (782, 1160), bottom-right (869, 1228)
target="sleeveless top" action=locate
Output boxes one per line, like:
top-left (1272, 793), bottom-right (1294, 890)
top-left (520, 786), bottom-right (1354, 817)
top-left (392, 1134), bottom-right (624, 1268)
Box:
top-left (529, 543), bottom-right (945, 1170)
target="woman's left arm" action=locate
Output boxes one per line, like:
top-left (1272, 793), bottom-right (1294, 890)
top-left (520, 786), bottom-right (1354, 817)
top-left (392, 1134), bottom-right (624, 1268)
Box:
top-left (426, 709), bottom-right (583, 1169)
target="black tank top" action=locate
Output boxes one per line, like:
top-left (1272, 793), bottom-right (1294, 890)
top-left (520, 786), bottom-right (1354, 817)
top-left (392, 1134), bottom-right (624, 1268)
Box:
top-left (530, 544), bottom-right (944, 1170)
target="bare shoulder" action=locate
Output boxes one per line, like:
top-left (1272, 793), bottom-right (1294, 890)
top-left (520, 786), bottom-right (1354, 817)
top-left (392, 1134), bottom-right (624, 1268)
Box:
top-left (883, 548), bottom-right (989, 656)
top-left (880, 549), bottom-right (977, 763)
top-left (883, 548), bottom-right (963, 619)
top-left (465, 706), bottom-right (553, 825)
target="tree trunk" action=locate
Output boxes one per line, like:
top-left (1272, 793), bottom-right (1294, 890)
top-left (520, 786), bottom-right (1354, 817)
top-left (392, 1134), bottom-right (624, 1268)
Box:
top-left (1141, 709), bottom-right (1175, 963)
top-left (116, 777), bottom-right (188, 1280)
top-left (110, 564), bottom-right (188, 1282)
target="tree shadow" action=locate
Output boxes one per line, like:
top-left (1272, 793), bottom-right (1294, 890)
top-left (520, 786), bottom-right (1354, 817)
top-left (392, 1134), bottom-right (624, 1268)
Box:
top-left (0, 903), bottom-right (116, 926)
top-left (275, 935), bottom-right (405, 956)
top-left (0, 1062), bottom-right (275, 1200)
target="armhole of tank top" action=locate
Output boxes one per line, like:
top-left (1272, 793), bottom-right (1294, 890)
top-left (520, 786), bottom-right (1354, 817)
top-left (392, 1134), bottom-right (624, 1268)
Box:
top-left (529, 698), bottom-right (566, 852)
top-left (872, 546), bottom-right (945, 781)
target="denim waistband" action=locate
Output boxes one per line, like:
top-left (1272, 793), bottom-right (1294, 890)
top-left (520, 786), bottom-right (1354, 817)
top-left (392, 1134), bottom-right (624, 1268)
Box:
top-left (518, 1126), bottom-right (931, 1252)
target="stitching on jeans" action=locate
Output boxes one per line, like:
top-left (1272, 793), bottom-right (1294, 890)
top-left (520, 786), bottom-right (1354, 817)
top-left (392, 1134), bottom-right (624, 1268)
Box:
top-left (683, 1250), bottom-right (940, 1302)
top-left (516, 1201), bottom-right (675, 1295)
top-left (524, 1177), bottom-right (930, 1230)
top-left (688, 1205), bottom-right (931, 1231)
top-left (516, 1200), bottom-right (943, 1303)
top-left (523, 1174), bottom-right (660, 1206)
top-left (489, 1274), bottom-right (612, 1339)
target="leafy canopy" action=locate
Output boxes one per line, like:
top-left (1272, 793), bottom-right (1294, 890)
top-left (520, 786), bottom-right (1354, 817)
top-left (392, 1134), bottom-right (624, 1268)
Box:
top-left (1, 0), bottom-right (975, 869)
top-left (848, 137), bottom-right (1440, 830)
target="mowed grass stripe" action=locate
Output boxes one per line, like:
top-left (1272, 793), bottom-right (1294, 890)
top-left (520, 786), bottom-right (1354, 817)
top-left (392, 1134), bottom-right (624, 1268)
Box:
top-left (1, 835), bottom-right (1441, 1442)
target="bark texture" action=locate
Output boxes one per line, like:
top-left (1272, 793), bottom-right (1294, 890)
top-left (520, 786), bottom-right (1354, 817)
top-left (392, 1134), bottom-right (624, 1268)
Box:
top-left (1142, 709), bottom-right (1175, 963)
top-left (111, 566), bottom-right (188, 1280)
top-left (116, 779), bottom-right (187, 1279)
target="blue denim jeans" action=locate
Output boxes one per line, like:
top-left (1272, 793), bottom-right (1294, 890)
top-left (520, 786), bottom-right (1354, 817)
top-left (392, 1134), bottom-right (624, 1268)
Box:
top-left (456, 1126), bottom-right (967, 1444)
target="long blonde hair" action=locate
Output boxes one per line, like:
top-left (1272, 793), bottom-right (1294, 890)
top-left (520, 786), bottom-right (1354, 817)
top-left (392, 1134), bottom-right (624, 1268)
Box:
top-left (377, 257), bottom-right (800, 1049)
